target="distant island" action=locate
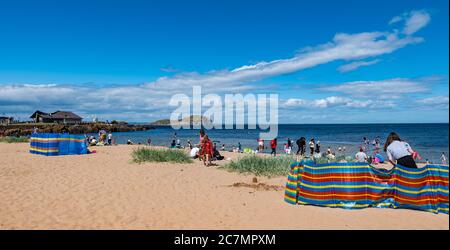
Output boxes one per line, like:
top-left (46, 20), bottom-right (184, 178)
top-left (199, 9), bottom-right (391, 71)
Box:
top-left (150, 115), bottom-right (212, 127)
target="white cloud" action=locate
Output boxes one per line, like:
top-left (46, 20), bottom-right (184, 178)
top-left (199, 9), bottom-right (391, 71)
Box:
top-left (404, 10), bottom-right (431, 35)
top-left (318, 78), bottom-right (431, 97)
top-left (389, 10), bottom-right (431, 35)
top-left (0, 10), bottom-right (433, 121)
top-left (284, 96), bottom-right (395, 109)
top-left (337, 59), bottom-right (381, 73)
top-left (389, 15), bottom-right (403, 25)
top-left (416, 96), bottom-right (449, 109)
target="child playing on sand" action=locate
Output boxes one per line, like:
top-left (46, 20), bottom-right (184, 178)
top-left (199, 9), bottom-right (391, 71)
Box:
top-left (201, 135), bottom-right (214, 166)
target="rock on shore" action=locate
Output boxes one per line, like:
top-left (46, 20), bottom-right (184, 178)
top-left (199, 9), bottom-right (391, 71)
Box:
top-left (0, 123), bottom-right (154, 137)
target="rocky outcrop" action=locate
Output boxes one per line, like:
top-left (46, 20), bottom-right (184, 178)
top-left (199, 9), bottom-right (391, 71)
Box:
top-left (150, 115), bottom-right (212, 127)
top-left (0, 123), bottom-right (154, 137)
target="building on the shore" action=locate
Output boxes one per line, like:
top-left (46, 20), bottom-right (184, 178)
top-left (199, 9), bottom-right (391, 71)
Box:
top-left (0, 116), bottom-right (14, 125)
top-left (30, 110), bottom-right (83, 124)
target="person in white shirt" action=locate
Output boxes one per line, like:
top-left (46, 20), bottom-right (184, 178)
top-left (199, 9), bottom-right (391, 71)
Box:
top-left (107, 133), bottom-right (113, 145)
top-left (355, 148), bottom-right (368, 163)
top-left (441, 152), bottom-right (447, 165)
top-left (190, 147), bottom-right (200, 159)
top-left (309, 139), bottom-right (315, 156)
top-left (384, 132), bottom-right (417, 168)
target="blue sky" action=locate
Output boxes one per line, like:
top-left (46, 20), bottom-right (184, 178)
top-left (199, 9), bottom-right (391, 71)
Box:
top-left (0, 0), bottom-right (448, 123)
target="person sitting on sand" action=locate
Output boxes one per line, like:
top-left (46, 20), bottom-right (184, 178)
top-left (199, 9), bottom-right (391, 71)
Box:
top-left (127, 139), bottom-right (134, 145)
top-left (190, 147), bottom-right (200, 159)
top-left (90, 137), bottom-right (98, 146)
top-left (187, 140), bottom-right (192, 149)
top-left (212, 146), bottom-right (224, 161)
top-left (384, 132), bottom-right (417, 168)
top-left (147, 138), bottom-right (152, 146)
top-left (170, 139), bottom-right (176, 148)
top-left (371, 151), bottom-right (384, 165)
top-left (201, 135), bottom-right (214, 166)
top-left (327, 147), bottom-right (332, 156)
top-left (257, 138), bottom-right (264, 152)
top-left (355, 147), bottom-right (368, 163)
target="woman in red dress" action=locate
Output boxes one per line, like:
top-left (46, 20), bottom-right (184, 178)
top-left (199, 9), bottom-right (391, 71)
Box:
top-left (201, 135), bottom-right (214, 166)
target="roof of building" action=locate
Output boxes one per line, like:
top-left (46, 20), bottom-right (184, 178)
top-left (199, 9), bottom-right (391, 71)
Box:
top-left (29, 110), bottom-right (49, 118)
top-left (30, 110), bottom-right (82, 120)
top-left (41, 111), bottom-right (82, 120)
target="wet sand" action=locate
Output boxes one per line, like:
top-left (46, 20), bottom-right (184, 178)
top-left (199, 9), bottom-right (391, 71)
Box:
top-left (0, 143), bottom-right (447, 229)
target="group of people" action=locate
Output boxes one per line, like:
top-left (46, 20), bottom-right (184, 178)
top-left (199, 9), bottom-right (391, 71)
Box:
top-left (88, 130), bottom-right (448, 168)
top-left (188, 129), bottom-right (224, 167)
top-left (86, 131), bottom-right (114, 146)
top-left (254, 132), bottom-right (448, 169)
top-left (256, 137), bottom-right (322, 157)
top-left (361, 132), bottom-right (447, 168)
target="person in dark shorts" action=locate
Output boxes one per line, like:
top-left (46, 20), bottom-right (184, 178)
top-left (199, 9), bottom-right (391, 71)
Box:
top-left (296, 137), bottom-right (306, 155)
top-left (384, 132), bottom-right (417, 168)
top-left (270, 138), bottom-right (277, 156)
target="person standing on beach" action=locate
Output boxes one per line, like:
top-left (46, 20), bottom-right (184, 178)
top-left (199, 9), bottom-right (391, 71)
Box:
top-left (309, 139), bottom-right (315, 156)
top-left (384, 132), bottom-right (417, 168)
top-left (296, 137), bottom-right (306, 156)
top-left (270, 138), bottom-right (277, 156)
top-left (147, 138), bottom-right (152, 146)
top-left (107, 133), bottom-right (113, 145)
top-left (441, 152), bottom-right (447, 165)
top-left (315, 139), bottom-right (321, 154)
top-left (187, 140), bottom-right (192, 149)
top-left (201, 135), bottom-right (213, 166)
top-left (287, 138), bottom-right (292, 154)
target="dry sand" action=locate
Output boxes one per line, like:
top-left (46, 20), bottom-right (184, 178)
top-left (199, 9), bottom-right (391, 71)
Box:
top-left (0, 143), bottom-right (448, 229)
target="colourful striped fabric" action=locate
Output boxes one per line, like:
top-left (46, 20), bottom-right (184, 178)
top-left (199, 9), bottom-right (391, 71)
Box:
top-left (285, 162), bottom-right (449, 214)
top-left (30, 133), bottom-right (88, 156)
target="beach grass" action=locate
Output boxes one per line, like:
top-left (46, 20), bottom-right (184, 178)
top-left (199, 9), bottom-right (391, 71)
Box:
top-left (0, 136), bottom-right (29, 143)
top-left (221, 155), bottom-right (296, 177)
top-left (132, 147), bottom-right (193, 164)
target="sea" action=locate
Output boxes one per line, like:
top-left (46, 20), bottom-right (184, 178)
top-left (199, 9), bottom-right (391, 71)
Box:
top-left (90, 123), bottom-right (449, 164)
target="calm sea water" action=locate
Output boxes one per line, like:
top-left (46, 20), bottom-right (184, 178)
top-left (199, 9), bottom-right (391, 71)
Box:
top-left (91, 123), bottom-right (449, 164)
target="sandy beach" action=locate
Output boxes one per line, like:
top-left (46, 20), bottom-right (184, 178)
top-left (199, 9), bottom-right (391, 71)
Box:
top-left (0, 142), bottom-right (448, 230)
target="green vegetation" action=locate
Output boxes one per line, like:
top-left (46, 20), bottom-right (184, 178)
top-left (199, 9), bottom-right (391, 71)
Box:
top-left (221, 154), bottom-right (359, 177)
top-left (132, 147), bottom-right (193, 164)
top-left (221, 155), bottom-right (297, 177)
top-left (0, 136), bottom-right (30, 143)
top-left (313, 155), bottom-right (357, 164)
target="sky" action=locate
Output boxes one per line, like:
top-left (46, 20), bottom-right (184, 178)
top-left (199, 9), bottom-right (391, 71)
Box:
top-left (0, 0), bottom-right (448, 123)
